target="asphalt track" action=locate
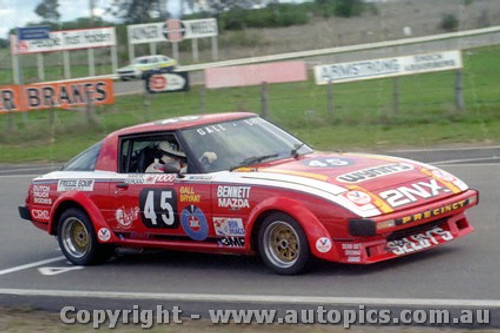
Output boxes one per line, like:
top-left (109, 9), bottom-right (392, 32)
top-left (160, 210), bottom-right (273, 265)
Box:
top-left (0, 147), bottom-right (499, 328)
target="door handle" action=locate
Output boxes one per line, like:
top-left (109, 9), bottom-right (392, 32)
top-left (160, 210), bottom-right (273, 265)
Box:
top-left (116, 182), bottom-right (129, 189)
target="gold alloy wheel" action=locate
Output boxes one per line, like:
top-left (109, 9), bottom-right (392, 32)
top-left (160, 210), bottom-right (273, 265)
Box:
top-left (263, 221), bottom-right (300, 269)
top-left (61, 217), bottom-right (91, 259)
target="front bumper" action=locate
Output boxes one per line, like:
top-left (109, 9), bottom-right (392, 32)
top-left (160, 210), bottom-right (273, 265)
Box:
top-left (328, 189), bottom-right (478, 264)
top-left (338, 212), bottom-right (473, 264)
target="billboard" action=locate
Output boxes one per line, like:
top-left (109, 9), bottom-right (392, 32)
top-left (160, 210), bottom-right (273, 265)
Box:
top-left (11, 27), bottom-right (116, 55)
top-left (127, 18), bottom-right (218, 45)
top-left (205, 61), bottom-right (308, 89)
top-left (314, 51), bottom-right (462, 85)
top-left (144, 71), bottom-right (190, 93)
top-left (0, 78), bottom-right (114, 113)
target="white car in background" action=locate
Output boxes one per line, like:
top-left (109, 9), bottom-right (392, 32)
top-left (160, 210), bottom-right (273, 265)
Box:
top-left (116, 55), bottom-right (177, 81)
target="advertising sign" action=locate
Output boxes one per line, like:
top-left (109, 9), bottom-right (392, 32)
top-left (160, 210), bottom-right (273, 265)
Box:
top-left (0, 78), bottom-right (114, 113)
top-left (11, 27), bottom-right (116, 55)
top-left (144, 70), bottom-right (189, 93)
top-left (314, 51), bottom-right (462, 85)
top-left (128, 19), bottom-right (217, 45)
top-left (205, 61), bottom-right (307, 89)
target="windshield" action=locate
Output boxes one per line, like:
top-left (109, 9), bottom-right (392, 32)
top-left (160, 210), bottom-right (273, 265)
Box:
top-left (180, 116), bottom-right (313, 172)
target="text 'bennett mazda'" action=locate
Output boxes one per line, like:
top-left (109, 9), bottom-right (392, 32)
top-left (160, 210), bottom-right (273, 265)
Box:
top-left (19, 113), bottom-right (478, 275)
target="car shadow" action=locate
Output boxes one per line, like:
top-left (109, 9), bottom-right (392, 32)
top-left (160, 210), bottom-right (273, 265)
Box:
top-left (309, 246), bottom-right (461, 276)
top-left (109, 248), bottom-right (268, 273)
top-left (104, 245), bottom-right (461, 276)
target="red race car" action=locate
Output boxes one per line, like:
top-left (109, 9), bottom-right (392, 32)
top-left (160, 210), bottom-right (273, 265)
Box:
top-left (19, 112), bottom-right (478, 275)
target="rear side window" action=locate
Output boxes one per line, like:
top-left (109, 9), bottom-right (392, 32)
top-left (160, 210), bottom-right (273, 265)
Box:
top-left (62, 141), bottom-right (103, 171)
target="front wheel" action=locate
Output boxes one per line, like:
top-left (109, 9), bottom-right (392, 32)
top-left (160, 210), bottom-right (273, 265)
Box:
top-left (57, 208), bottom-right (114, 265)
top-left (258, 213), bottom-right (311, 275)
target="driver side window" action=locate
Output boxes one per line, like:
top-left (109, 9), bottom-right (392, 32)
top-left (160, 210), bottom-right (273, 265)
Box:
top-left (119, 134), bottom-right (185, 173)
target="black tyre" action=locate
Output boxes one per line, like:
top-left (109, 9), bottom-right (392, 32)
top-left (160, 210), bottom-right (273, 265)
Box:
top-left (57, 208), bottom-right (114, 265)
top-left (258, 213), bottom-right (311, 275)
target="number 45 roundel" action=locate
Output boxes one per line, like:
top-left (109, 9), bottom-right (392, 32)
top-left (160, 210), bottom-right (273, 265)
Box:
top-left (139, 188), bottom-right (179, 229)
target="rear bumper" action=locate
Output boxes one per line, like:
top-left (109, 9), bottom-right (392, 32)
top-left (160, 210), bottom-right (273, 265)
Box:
top-left (18, 206), bottom-right (31, 221)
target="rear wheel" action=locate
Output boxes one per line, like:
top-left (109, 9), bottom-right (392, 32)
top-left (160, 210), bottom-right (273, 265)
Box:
top-left (57, 208), bottom-right (114, 265)
top-left (258, 213), bottom-right (310, 275)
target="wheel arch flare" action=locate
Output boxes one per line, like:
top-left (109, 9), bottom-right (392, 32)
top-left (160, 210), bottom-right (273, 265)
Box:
top-left (246, 196), bottom-right (340, 261)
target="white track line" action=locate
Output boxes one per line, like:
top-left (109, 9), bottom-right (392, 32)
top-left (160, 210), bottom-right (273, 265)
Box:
top-left (0, 167), bottom-right (56, 173)
top-left (0, 174), bottom-right (41, 179)
top-left (432, 156), bottom-right (500, 165)
top-left (389, 146), bottom-right (500, 153)
top-left (0, 256), bottom-right (65, 276)
top-left (0, 289), bottom-right (498, 308)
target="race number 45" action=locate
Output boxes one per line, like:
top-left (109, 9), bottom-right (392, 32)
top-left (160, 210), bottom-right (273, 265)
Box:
top-left (139, 188), bottom-right (179, 228)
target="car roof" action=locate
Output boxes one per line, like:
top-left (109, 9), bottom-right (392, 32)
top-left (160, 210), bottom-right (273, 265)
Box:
top-left (111, 112), bottom-right (257, 138)
top-left (135, 55), bottom-right (169, 60)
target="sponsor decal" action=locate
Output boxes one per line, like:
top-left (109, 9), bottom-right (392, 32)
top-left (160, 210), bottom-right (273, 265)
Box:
top-left (316, 237), bottom-right (332, 253)
top-left (180, 205), bottom-right (208, 241)
top-left (97, 228), bottom-right (111, 242)
top-left (336, 163), bottom-right (414, 184)
top-left (213, 217), bottom-right (245, 237)
top-left (196, 124), bottom-right (227, 136)
top-left (31, 209), bottom-right (50, 221)
top-left (345, 191), bottom-right (372, 206)
top-left (432, 169), bottom-right (456, 182)
top-left (187, 175), bottom-right (213, 181)
top-left (139, 189), bottom-right (179, 229)
top-left (396, 199), bottom-right (471, 225)
top-left (57, 179), bottom-right (95, 192)
top-left (33, 197), bottom-right (52, 204)
top-left (115, 206), bottom-right (140, 228)
top-left (303, 157), bottom-right (354, 168)
top-left (154, 174), bottom-right (177, 183)
top-left (217, 185), bottom-right (251, 210)
top-left (341, 243), bottom-right (362, 262)
top-left (432, 169), bottom-right (467, 190)
top-left (379, 179), bottom-right (451, 208)
top-left (218, 236), bottom-right (245, 248)
top-left (179, 186), bottom-right (201, 203)
top-left (125, 174), bottom-right (157, 185)
top-left (157, 115), bottom-right (200, 125)
top-left (32, 184), bottom-right (52, 205)
top-left (386, 227), bottom-right (454, 256)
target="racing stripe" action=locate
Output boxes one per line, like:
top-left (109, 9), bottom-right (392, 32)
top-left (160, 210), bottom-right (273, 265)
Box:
top-left (420, 168), bottom-right (462, 194)
top-left (259, 169), bottom-right (329, 182)
top-left (346, 185), bottom-right (394, 214)
top-left (345, 153), bottom-right (403, 163)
